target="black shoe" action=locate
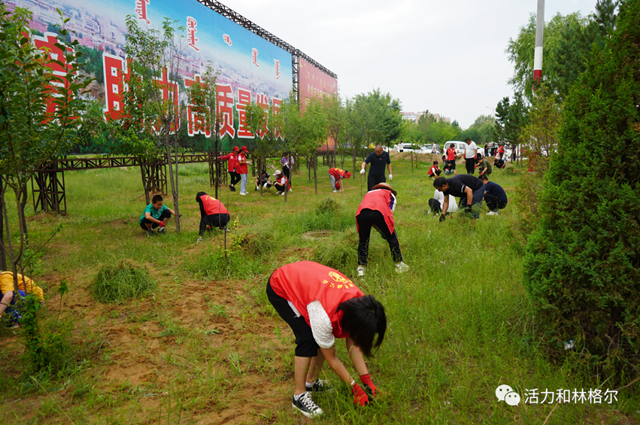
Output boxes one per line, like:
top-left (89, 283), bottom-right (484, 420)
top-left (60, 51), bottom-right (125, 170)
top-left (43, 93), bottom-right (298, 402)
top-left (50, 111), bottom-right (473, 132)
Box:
top-left (305, 379), bottom-right (333, 393)
top-left (147, 229), bottom-right (155, 237)
top-left (292, 392), bottom-right (323, 418)
top-left (229, 185), bottom-right (236, 192)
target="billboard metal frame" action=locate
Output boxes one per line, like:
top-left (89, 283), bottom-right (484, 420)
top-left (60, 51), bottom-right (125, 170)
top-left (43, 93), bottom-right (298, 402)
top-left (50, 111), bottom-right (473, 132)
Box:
top-left (196, 0), bottom-right (337, 102)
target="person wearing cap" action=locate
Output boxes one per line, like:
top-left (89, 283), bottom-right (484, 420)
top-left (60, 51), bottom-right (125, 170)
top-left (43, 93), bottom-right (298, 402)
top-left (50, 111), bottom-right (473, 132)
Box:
top-left (355, 183), bottom-right (409, 276)
top-left (274, 170), bottom-right (290, 195)
top-left (218, 147), bottom-right (240, 192)
top-left (433, 175), bottom-right (485, 226)
top-left (360, 145), bottom-right (392, 191)
top-left (328, 167), bottom-right (351, 193)
top-left (475, 155), bottom-right (493, 177)
top-left (195, 192), bottom-right (231, 243)
top-left (237, 146), bottom-right (249, 195)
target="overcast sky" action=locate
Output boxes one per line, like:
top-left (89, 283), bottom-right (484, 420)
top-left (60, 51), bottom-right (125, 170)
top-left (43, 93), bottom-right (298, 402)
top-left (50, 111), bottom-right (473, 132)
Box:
top-left (222, 0), bottom-right (599, 128)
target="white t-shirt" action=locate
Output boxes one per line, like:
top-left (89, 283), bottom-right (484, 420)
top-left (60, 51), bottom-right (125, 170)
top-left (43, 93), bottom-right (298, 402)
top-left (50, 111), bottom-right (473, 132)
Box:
top-left (465, 141), bottom-right (477, 159)
top-left (287, 300), bottom-right (335, 349)
top-left (434, 190), bottom-right (458, 212)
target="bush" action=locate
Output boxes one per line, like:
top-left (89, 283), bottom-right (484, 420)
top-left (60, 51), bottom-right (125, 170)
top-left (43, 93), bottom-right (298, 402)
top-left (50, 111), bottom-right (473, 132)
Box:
top-left (92, 260), bottom-right (156, 303)
top-left (315, 197), bottom-right (340, 215)
top-left (523, 0), bottom-right (640, 383)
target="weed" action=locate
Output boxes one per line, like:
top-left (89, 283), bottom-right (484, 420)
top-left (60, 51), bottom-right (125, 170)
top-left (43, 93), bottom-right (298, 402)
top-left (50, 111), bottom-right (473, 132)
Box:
top-left (92, 260), bottom-right (157, 303)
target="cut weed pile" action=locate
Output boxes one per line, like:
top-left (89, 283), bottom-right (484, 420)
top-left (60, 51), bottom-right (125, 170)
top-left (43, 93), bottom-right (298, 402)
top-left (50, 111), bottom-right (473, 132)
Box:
top-left (0, 159), bottom-right (637, 424)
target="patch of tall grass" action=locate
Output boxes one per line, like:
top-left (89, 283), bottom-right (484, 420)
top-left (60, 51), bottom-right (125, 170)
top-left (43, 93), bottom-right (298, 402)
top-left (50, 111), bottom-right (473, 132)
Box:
top-left (92, 260), bottom-right (157, 303)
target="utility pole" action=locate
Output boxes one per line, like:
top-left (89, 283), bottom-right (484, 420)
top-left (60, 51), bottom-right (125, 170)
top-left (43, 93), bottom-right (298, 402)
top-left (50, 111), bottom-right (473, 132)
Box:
top-left (533, 0), bottom-right (545, 85)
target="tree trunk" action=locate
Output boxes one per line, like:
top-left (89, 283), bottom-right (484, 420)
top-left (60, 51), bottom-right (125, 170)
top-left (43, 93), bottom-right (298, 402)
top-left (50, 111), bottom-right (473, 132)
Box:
top-left (164, 132), bottom-right (180, 234)
top-left (313, 155), bottom-right (318, 195)
top-left (140, 162), bottom-right (151, 205)
top-left (19, 185), bottom-right (28, 244)
top-left (0, 179), bottom-right (6, 271)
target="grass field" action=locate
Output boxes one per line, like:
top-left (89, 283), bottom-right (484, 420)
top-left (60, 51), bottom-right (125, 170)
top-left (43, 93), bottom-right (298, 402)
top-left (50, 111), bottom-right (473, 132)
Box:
top-left (0, 153), bottom-right (637, 424)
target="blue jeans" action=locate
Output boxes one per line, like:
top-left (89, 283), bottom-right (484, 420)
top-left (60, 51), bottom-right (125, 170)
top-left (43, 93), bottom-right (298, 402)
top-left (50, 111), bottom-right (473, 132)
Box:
top-left (240, 174), bottom-right (248, 193)
top-left (459, 184), bottom-right (485, 219)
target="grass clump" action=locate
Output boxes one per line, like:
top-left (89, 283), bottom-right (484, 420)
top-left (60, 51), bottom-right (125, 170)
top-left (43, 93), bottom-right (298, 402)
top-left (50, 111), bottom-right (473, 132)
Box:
top-left (315, 197), bottom-right (340, 215)
top-left (92, 260), bottom-right (157, 303)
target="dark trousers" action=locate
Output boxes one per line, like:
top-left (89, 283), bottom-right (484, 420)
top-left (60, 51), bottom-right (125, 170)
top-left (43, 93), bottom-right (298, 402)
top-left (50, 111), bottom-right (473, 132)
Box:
top-left (447, 160), bottom-right (456, 170)
top-left (484, 194), bottom-right (508, 212)
top-left (465, 158), bottom-right (475, 174)
top-left (367, 173), bottom-right (386, 191)
top-left (139, 209), bottom-right (172, 230)
top-left (229, 172), bottom-right (241, 186)
top-left (428, 198), bottom-right (441, 215)
top-left (267, 281), bottom-right (318, 357)
top-left (282, 166), bottom-right (290, 179)
top-left (199, 213), bottom-right (230, 236)
top-left (356, 209), bottom-right (402, 265)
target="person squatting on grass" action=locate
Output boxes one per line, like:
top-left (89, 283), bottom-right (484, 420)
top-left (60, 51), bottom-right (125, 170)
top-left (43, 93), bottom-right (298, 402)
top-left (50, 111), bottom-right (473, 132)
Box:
top-left (433, 175), bottom-right (485, 226)
top-left (218, 146), bottom-right (240, 192)
top-left (273, 170), bottom-right (290, 195)
top-left (475, 155), bottom-right (492, 177)
top-left (479, 175), bottom-right (508, 216)
top-left (428, 188), bottom-right (458, 216)
top-left (255, 170), bottom-right (272, 191)
top-left (355, 183), bottom-right (409, 276)
top-left (266, 261), bottom-right (386, 418)
top-left (195, 192), bottom-right (230, 243)
top-left (428, 161), bottom-right (441, 178)
top-left (360, 145), bottom-right (392, 191)
top-left (237, 146), bottom-right (249, 196)
top-left (0, 271), bottom-right (44, 327)
top-left (139, 194), bottom-right (178, 236)
top-left (328, 167), bottom-right (352, 192)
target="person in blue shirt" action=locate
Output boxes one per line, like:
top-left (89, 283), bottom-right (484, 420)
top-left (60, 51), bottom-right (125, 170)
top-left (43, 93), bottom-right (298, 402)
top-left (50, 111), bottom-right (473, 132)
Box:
top-left (479, 175), bottom-right (508, 216)
top-left (139, 195), bottom-right (178, 236)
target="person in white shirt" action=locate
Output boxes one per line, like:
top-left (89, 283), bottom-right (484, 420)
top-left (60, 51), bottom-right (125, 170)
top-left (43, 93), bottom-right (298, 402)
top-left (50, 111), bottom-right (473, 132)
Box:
top-left (428, 189), bottom-right (458, 216)
top-left (464, 138), bottom-right (478, 175)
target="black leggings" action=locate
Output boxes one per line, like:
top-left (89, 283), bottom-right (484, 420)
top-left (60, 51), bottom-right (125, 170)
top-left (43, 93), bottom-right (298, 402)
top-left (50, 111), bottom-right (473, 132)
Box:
top-left (367, 174), bottom-right (386, 191)
top-left (229, 172), bottom-right (241, 186)
top-left (356, 209), bottom-right (402, 265)
top-left (199, 213), bottom-right (230, 235)
top-left (484, 194), bottom-right (508, 212)
top-left (140, 209), bottom-right (172, 230)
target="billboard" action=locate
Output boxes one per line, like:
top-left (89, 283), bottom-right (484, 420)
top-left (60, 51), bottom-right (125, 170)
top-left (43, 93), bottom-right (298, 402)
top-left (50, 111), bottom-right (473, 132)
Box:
top-left (6, 0), bottom-right (293, 145)
top-left (299, 57), bottom-right (338, 110)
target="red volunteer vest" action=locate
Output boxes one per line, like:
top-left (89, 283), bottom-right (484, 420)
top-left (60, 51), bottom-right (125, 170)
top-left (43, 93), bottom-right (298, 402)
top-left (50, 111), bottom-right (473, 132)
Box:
top-left (446, 148), bottom-right (456, 161)
top-left (219, 153), bottom-right (237, 172)
top-left (236, 153), bottom-right (248, 174)
top-left (356, 189), bottom-right (395, 234)
top-left (329, 168), bottom-right (347, 179)
top-left (201, 195), bottom-right (228, 215)
top-left (270, 261), bottom-right (364, 338)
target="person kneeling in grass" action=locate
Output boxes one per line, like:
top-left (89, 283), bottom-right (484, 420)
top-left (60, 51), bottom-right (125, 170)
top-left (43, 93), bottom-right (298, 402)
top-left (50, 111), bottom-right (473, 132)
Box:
top-left (479, 175), bottom-right (508, 216)
top-left (254, 170), bottom-right (272, 191)
top-left (355, 183), bottom-right (409, 276)
top-left (267, 261), bottom-right (386, 418)
top-left (195, 192), bottom-right (230, 243)
top-left (433, 175), bottom-right (485, 227)
top-left (0, 271), bottom-right (44, 327)
top-left (139, 194), bottom-right (177, 236)
top-left (274, 170), bottom-right (290, 195)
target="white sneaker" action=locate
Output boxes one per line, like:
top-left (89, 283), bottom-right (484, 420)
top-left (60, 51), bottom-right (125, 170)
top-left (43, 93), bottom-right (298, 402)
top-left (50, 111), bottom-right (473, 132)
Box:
top-left (276, 191), bottom-right (282, 195)
top-left (395, 262), bottom-right (409, 274)
top-left (487, 211), bottom-right (498, 216)
top-left (158, 227), bottom-right (166, 234)
top-left (239, 192), bottom-right (247, 196)
top-left (292, 391), bottom-right (323, 418)
top-left (281, 192), bottom-right (285, 196)
top-left (333, 189), bottom-right (337, 193)
top-left (357, 266), bottom-right (365, 277)
top-left (289, 188), bottom-right (292, 192)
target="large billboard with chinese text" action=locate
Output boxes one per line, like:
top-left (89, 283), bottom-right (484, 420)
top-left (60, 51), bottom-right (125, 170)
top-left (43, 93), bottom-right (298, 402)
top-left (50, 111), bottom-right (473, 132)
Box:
top-left (6, 0), bottom-right (292, 147)
top-left (299, 57), bottom-right (338, 111)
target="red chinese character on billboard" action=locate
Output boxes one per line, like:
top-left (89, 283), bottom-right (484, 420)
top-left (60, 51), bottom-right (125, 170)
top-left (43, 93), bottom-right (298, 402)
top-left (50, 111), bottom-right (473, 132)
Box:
top-left (274, 59), bottom-right (280, 80)
top-left (153, 67), bottom-right (179, 134)
top-left (102, 54), bottom-right (125, 120)
top-left (186, 17), bottom-right (199, 52)
top-left (33, 32), bottom-right (74, 118)
top-left (255, 93), bottom-right (269, 139)
top-left (217, 83), bottom-right (235, 139)
top-left (223, 34), bottom-right (232, 46)
top-left (236, 88), bottom-right (253, 139)
top-left (135, 0), bottom-right (151, 24)
top-left (272, 97), bottom-right (283, 140)
top-left (252, 48), bottom-right (259, 68)
top-left (184, 75), bottom-right (211, 138)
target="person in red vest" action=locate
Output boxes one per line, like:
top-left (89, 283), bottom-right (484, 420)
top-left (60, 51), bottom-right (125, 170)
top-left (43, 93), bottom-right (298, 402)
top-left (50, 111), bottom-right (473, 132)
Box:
top-left (445, 145), bottom-right (457, 175)
top-left (267, 261), bottom-right (386, 418)
top-left (328, 167), bottom-right (351, 192)
top-left (218, 146), bottom-right (240, 192)
top-left (237, 146), bottom-right (249, 195)
top-left (355, 183), bottom-right (409, 276)
top-left (428, 160), bottom-right (441, 178)
top-left (195, 192), bottom-right (230, 243)
top-left (273, 170), bottom-right (290, 195)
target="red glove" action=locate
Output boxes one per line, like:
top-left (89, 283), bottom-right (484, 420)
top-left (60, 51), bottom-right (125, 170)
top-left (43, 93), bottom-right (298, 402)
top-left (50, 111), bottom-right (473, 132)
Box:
top-left (352, 383), bottom-right (369, 406)
top-left (157, 221), bottom-right (165, 227)
top-left (360, 374), bottom-right (377, 397)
